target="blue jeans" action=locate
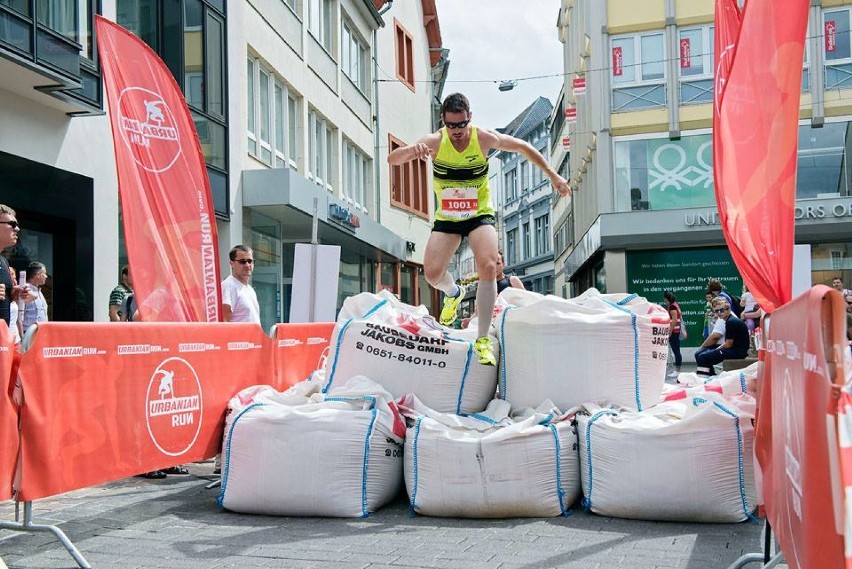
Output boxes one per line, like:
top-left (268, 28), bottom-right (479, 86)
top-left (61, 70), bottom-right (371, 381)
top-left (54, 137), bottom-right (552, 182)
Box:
top-left (669, 333), bottom-right (682, 368)
top-left (695, 347), bottom-right (748, 375)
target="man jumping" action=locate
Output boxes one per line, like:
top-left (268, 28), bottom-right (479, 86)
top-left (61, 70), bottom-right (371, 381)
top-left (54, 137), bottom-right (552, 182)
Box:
top-left (388, 93), bottom-right (570, 365)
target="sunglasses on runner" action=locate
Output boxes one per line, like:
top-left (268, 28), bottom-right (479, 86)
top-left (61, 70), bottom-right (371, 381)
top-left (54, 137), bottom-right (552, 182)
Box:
top-left (234, 259), bottom-right (254, 265)
top-left (444, 119), bottom-right (470, 130)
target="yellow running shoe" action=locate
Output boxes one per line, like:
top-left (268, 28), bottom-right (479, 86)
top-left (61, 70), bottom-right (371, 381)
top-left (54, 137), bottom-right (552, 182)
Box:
top-left (439, 284), bottom-right (465, 326)
top-left (474, 336), bottom-right (496, 366)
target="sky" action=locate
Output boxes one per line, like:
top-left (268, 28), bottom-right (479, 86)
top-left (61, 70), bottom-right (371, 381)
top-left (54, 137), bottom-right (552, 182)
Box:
top-left (432, 0), bottom-right (565, 130)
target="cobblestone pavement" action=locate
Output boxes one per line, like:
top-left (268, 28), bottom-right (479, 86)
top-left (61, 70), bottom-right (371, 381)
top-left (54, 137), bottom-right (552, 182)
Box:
top-left (0, 461), bottom-right (765, 569)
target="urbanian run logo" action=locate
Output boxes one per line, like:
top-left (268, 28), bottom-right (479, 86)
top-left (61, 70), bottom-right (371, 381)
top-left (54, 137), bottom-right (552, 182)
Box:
top-left (145, 357), bottom-right (203, 456)
top-left (118, 87), bottom-right (182, 173)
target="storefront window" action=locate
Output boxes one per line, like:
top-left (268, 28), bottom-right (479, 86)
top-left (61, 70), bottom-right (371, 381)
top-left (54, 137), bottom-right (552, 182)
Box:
top-left (811, 242), bottom-right (852, 290)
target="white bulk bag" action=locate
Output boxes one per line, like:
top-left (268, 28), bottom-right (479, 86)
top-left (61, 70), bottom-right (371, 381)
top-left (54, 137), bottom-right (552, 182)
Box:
top-left (661, 363), bottom-right (758, 402)
top-left (495, 288), bottom-right (668, 411)
top-left (401, 395), bottom-right (580, 518)
top-left (577, 394), bottom-right (757, 523)
top-left (218, 376), bottom-right (405, 517)
top-left (321, 290), bottom-right (498, 414)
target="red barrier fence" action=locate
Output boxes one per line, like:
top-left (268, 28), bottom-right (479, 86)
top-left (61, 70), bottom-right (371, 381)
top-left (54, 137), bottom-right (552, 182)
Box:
top-left (270, 322), bottom-right (334, 391)
top-left (755, 285), bottom-right (847, 569)
top-left (0, 322), bottom-right (16, 501)
top-left (8, 321), bottom-right (333, 502)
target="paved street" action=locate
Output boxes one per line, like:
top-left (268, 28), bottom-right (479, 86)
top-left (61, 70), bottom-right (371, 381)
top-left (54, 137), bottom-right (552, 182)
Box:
top-left (0, 460), bottom-right (764, 569)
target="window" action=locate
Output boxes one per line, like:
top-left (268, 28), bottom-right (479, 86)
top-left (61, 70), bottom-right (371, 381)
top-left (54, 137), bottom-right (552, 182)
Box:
top-left (342, 22), bottom-right (368, 92)
top-left (520, 161), bottom-right (529, 192)
top-left (247, 57), bottom-right (299, 169)
top-left (825, 9), bottom-right (852, 89)
top-left (523, 222), bottom-right (531, 259)
top-left (534, 215), bottom-right (550, 255)
top-left (678, 26), bottom-right (714, 104)
top-left (389, 135), bottom-right (429, 217)
top-left (37, 0), bottom-right (77, 41)
top-left (506, 229), bottom-right (518, 265)
top-left (611, 32), bottom-right (666, 111)
top-left (395, 20), bottom-right (414, 90)
top-left (309, 109), bottom-right (335, 189)
top-left (343, 139), bottom-right (370, 211)
top-left (505, 168), bottom-right (518, 202)
top-left (308, 0), bottom-right (333, 52)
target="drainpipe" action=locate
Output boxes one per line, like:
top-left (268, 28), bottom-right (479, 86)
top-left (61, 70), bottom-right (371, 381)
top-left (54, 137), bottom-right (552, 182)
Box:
top-left (373, 1), bottom-right (393, 225)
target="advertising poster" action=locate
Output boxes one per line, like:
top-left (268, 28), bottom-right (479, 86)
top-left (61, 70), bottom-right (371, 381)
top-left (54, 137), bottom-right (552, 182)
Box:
top-left (625, 248), bottom-right (742, 345)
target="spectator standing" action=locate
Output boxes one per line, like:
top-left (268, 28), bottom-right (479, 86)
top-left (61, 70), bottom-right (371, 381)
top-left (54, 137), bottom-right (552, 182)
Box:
top-left (695, 298), bottom-right (750, 376)
top-left (664, 291), bottom-right (683, 378)
top-left (22, 262), bottom-right (48, 332)
top-left (832, 276), bottom-right (852, 297)
top-left (740, 283), bottom-right (759, 333)
top-left (109, 265), bottom-right (132, 322)
top-left (702, 290), bottom-right (715, 340)
top-left (222, 245), bottom-right (260, 324)
top-left (0, 204), bottom-right (20, 326)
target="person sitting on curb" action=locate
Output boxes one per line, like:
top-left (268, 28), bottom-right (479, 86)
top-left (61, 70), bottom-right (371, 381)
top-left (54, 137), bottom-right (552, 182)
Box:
top-left (694, 298), bottom-right (750, 377)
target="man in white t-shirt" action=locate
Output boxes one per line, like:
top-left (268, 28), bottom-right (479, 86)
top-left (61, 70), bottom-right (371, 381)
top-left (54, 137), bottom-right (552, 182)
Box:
top-left (221, 245), bottom-right (260, 324)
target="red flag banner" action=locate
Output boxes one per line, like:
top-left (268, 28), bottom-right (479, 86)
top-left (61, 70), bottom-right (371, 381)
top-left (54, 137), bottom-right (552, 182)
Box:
top-left (0, 321), bottom-right (17, 500)
top-left (712, 0), bottom-right (808, 312)
top-left (754, 286), bottom-right (847, 569)
top-left (680, 38), bottom-right (691, 68)
top-left (96, 16), bottom-right (221, 322)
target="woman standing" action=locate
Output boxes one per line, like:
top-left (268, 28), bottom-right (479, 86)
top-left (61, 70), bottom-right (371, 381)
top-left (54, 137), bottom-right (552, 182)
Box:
top-left (664, 291), bottom-right (683, 379)
top-left (22, 261), bottom-right (48, 333)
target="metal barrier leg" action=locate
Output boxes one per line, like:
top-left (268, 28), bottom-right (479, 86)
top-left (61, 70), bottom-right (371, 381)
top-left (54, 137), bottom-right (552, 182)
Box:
top-left (0, 501), bottom-right (91, 569)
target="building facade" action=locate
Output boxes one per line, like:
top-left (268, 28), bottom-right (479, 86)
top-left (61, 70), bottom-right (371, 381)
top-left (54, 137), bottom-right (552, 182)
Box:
top-left (0, 0), bottom-right (446, 326)
top-left (554, 0), bottom-right (852, 342)
top-left (499, 96), bottom-right (556, 294)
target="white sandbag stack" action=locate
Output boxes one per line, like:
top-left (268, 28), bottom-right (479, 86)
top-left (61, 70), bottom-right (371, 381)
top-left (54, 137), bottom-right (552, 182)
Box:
top-left (495, 288), bottom-right (669, 411)
top-left (577, 394), bottom-right (757, 523)
top-left (218, 376), bottom-right (405, 517)
top-left (401, 395), bottom-right (580, 518)
top-left (321, 290), bottom-right (498, 414)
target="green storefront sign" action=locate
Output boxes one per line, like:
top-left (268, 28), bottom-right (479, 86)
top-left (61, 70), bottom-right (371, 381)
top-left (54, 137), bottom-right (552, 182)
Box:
top-left (625, 248), bottom-right (742, 346)
top-left (646, 135), bottom-right (716, 210)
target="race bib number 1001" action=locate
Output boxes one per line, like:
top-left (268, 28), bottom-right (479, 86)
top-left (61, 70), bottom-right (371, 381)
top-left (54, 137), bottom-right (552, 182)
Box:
top-left (440, 187), bottom-right (478, 220)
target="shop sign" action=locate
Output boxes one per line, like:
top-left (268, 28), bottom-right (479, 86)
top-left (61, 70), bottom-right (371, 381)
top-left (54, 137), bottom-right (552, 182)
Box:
top-left (328, 203), bottom-right (361, 231)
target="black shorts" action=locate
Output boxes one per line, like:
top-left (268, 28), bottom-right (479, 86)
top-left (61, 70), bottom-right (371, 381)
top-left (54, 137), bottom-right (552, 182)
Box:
top-left (432, 214), bottom-right (496, 237)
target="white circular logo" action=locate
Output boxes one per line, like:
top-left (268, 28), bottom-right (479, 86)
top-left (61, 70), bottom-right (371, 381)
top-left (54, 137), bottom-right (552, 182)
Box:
top-left (145, 357), bottom-right (203, 456)
top-left (117, 87), bottom-right (182, 173)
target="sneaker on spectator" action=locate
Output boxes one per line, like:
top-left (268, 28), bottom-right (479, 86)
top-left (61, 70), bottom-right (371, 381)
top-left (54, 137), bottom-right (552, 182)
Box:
top-left (474, 336), bottom-right (496, 366)
top-left (439, 284), bottom-right (466, 326)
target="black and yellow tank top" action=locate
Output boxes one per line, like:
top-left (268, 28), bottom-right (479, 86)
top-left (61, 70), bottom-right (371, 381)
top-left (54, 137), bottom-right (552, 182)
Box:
top-left (432, 127), bottom-right (493, 222)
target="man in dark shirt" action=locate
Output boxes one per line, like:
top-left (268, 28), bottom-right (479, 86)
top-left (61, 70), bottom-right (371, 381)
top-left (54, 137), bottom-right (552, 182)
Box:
top-left (695, 298), bottom-right (751, 376)
top-left (0, 204), bottom-right (20, 326)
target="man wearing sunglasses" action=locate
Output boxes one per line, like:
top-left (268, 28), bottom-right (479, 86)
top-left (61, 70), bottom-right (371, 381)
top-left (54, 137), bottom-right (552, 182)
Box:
top-left (387, 93), bottom-right (570, 366)
top-left (0, 204), bottom-right (21, 327)
top-left (221, 244), bottom-right (260, 324)
top-left (694, 298), bottom-right (750, 377)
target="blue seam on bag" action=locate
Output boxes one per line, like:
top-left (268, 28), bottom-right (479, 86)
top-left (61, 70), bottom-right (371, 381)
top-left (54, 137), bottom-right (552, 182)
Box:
top-left (616, 293), bottom-right (638, 305)
top-left (455, 340), bottom-right (473, 415)
top-left (324, 299), bottom-right (388, 394)
top-left (468, 413), bottom-right (499, 425)
top-left (710, 400), bottom-right (758, 522)
top-left (498, 306), bottom-right (515, 401)
top-left (216, 402), bottom-right (266, 508)
top-left (739, 372), bottom-right (747, 393)
top-left (581, 409), bottom-right (618, 511)
top-left (409, 416), bottom-right (423, 516)
top-left (324, 395), bottom-right (378, 518)
top-left (602, 300), bottom-right (642, 410)
top-left (324, 318), bottom-right (353, 393)
top-left (549, 424), bottom-right (569, 517)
